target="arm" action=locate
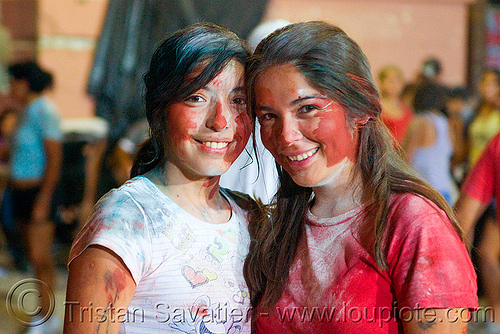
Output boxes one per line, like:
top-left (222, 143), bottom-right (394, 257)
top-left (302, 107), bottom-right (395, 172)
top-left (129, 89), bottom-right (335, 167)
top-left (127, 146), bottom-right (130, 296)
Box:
top-left (402, 309), bottom-right (468, 333)
top-left (79, 139), bottom-right (108, 229)
top-left (454, 194), bottom-right (488, 249)
top-left (64, 245), bottom-right (136, 334)
top-left (32, 138), bottom-right (62, 223)
top-left (448, 117), bottom-right (467, 170)
top-left (402, 116), bottom-right (428, 161)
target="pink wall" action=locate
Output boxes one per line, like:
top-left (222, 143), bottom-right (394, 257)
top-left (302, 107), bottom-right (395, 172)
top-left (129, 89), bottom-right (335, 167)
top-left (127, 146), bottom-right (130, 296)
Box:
top-left (262, 0), bottom-right (474, 88)
top-left (30, 0), bottom-right (474, 119)
top-left (37, 0), bottom-right (107, 119)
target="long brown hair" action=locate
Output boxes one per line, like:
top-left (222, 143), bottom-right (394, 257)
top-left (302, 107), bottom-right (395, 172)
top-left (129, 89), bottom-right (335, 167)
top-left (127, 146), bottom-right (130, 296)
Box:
top-left (243, 21), bottom-right (461, 316)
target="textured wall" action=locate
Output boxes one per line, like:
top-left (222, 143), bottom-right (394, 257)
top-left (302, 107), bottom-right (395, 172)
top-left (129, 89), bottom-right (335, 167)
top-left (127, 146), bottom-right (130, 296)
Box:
top-left (262, 0), bottom-right (475, 88)
top-left (0, 0), bottom-right (477, 118)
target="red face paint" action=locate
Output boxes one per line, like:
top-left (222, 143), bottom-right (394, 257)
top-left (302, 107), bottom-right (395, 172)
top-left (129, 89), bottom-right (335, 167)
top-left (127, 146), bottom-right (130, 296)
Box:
top-left (224, 111), bottom-right (251, 163)
top-left (212, 101), bottom-right (228, 130)
top-left (167, 106), bottom-right (198, 158)
top-left (161, 60), bottom-right (249, 181)
top-left (313, 103), bottom-right (357, 167)
top-left (255, 64), bottom-right (358, 188)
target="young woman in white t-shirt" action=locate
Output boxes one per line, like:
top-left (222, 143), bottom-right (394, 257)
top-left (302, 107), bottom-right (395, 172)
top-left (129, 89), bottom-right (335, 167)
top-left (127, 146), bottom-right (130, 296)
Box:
top-left (64, 23), bottom-right (254, 334)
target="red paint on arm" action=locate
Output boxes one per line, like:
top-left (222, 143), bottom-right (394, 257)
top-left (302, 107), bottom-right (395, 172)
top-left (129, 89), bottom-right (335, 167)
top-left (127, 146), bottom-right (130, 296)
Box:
top-left (104, 268), bottom-right (127, 309)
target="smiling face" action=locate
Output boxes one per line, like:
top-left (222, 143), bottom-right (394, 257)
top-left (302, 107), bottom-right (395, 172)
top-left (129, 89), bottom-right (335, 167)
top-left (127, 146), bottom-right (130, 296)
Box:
top-left (255, 64), bottom-right (359, 188)
top-left (164, 60), bottom-right (251, 180)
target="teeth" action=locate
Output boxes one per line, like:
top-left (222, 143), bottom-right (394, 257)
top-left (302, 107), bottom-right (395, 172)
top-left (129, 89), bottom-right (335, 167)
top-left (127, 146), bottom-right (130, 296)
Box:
top-left (287, 148), bottom-right (318, 162)
top-left (202, 141), bottom-right (229, 149)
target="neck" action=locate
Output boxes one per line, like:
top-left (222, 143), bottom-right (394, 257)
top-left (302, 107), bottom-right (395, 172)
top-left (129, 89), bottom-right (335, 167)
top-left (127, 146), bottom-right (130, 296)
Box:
top-left (310, 161), bottom-right (364, 218)
top-left (26, 92), bottom-right (40, 104)
top-left (145, 164), bottom-right (230, 224)
top-left (381, 94), bottom-right (399, 103)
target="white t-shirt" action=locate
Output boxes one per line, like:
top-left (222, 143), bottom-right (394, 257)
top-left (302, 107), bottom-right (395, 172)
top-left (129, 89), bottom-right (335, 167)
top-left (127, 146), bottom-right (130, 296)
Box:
top-left (69, 176), bottom-right (252, 333)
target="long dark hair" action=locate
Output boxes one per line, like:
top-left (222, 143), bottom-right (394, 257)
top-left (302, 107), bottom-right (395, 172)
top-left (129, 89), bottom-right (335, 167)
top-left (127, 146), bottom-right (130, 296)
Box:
top-left (243, 21), bottom-right (461, 315)
top-left (131, 23), bottom-right (249, 177)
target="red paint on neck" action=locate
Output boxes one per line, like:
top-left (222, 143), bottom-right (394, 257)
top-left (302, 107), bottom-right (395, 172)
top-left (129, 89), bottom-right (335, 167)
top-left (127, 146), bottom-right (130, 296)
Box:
top-left (203, 176), bottom-right (221, 200)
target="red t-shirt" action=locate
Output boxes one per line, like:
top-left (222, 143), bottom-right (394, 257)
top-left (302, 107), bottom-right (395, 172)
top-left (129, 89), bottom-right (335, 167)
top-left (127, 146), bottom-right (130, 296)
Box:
top-left (462, 133), bottom-right (500, 208)
top-left (255, 193), bottom-right (477, 333)
top-left (381, 101), bottom-right (413, 144)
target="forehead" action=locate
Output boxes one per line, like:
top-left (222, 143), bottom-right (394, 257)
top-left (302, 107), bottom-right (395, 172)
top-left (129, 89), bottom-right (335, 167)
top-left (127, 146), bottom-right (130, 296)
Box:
top-left (255, 64), bottom-right (318, 96)
top-left (188, 59), bottom-right (244, 86)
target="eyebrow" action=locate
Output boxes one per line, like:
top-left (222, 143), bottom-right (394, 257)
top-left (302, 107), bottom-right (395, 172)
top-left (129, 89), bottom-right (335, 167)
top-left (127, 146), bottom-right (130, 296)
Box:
top-left (256, 94), bottom-right (329, 112)
top-left (202, 85), bottom-right (245, 95)
top-left (290, 94), bottom-right (329, 106)
top-left (232, 86), bottom-right (245, 94)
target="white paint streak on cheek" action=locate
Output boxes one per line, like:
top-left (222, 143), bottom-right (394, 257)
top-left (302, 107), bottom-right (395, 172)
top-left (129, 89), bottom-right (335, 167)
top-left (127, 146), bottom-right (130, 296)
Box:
top-left (315, 157), bottom-right (350, 188)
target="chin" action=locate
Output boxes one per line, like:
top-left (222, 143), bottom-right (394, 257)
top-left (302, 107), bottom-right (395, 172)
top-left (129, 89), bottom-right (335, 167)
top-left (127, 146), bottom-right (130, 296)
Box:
top-left (202, 165), bottom-right (230, 177)
top-left (289, 173), bottom-right (320, 188)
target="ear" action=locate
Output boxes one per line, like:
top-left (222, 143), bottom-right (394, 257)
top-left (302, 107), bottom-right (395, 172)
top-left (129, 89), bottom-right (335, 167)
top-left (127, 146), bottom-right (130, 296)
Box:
top-left (356, 117), bottom-right (370, 127)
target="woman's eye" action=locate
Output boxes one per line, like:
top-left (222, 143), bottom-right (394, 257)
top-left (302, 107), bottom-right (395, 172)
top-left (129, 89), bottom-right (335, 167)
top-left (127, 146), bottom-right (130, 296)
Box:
top-left (259, 113), bottom-right (275, 123)
top-left (233, 97), bottom-right (247, 106)
top-left (185, 95), bottom-right (205, 103)
top-left (298, 104), bottom-right (318, 114)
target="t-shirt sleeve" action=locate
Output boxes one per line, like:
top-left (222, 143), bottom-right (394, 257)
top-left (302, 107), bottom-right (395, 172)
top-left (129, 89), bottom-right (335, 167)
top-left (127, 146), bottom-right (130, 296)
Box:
top-left (68, 189), bottom-right (152, 284)
top-left (40, 101), bottom-right (62, 141)
top-left (461, 135), bottom-right (497, 204)
top-left (387, 195), bottom-right (478, 310)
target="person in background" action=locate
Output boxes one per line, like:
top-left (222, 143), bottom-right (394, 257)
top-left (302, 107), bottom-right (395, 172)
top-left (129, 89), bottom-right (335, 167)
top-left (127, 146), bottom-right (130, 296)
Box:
top-left (403, 82), bottom-right (457, 204)
top-left (459, 68), bottom-right (500, 334)
top-left (444, 86), bottom-right (470, 183)
top-left (0, 106), bottom-right (28, 272)
top-left (454, 132), bottom-right (500, 333)
top-left (244, 21), bottom-right (476, 333)
top-left (467, 68), bottom-right (500, 167)
top-left (8, 61), bottom-right (63, 333)
top-left (64, 23), bottom-right (253, 333)
top-left (377, 65), bottom-right (413, 145)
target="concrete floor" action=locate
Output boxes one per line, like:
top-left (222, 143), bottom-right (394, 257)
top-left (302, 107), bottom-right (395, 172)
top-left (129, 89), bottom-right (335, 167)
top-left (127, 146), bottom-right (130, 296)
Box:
top-left (0, 237), bottom-right (68, 334)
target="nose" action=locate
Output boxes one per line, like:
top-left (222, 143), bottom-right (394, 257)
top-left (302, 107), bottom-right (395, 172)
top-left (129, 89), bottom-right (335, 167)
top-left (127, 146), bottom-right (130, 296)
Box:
top-left (206, 100), bottom-right (229, 131)
top-left (277, 116), bottom-right (302, 145)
